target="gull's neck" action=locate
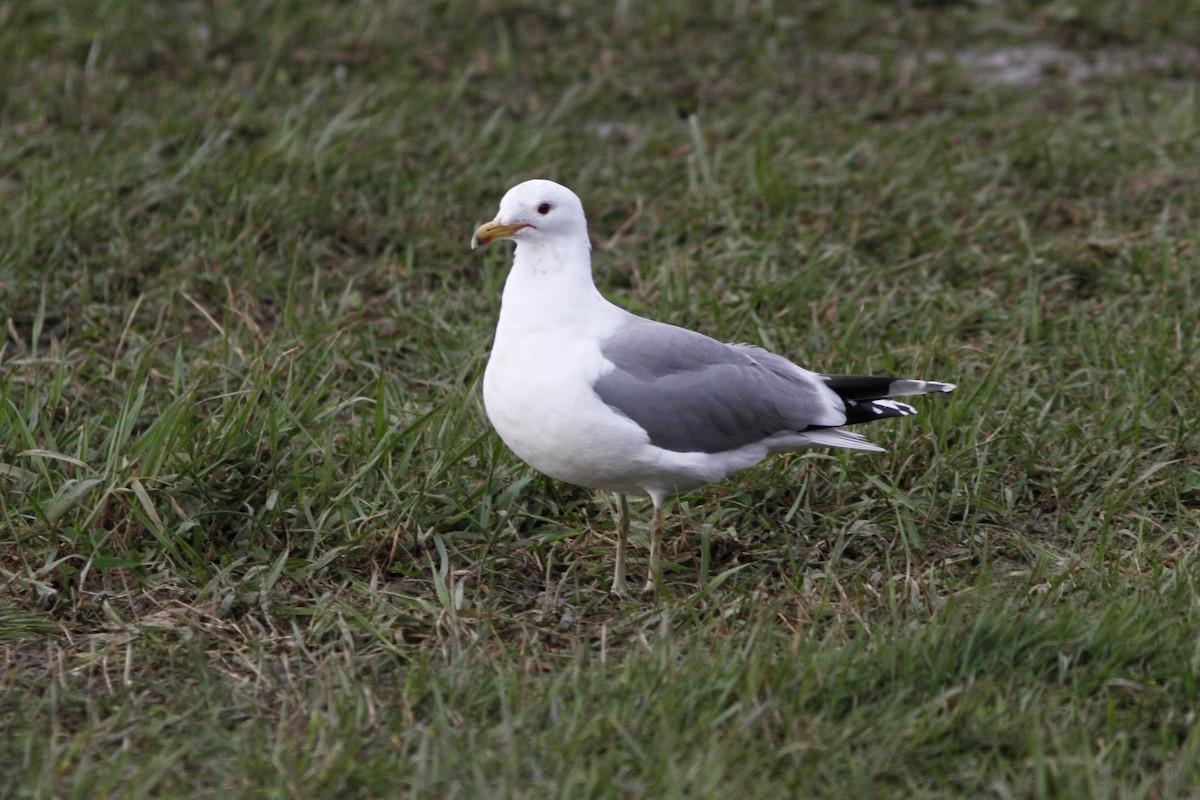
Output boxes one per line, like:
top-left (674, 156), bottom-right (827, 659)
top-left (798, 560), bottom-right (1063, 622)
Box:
top-left (495, 237), bottom-right (616, 336)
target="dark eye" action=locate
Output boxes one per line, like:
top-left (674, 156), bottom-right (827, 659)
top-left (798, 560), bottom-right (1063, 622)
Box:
top-left (537, 202), bottom-right (552, 215)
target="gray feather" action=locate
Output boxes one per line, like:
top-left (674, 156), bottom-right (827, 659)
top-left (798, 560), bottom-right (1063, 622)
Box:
top-left (593, 321), bottom-right (843, 454)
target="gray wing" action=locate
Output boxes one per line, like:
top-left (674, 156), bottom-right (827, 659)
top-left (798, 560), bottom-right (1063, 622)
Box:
top-left (593, 321), bottom-right (846, 454)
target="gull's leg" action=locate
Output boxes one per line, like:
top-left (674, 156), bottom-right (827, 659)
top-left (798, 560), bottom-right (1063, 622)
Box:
top-left (610, 493), bottom-right (630, 595)
top-left (641, 497), bottom-right (666, 595)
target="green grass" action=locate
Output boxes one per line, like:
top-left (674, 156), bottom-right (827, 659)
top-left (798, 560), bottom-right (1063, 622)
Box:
top-left (2, 0), bottom-right (1199, 797)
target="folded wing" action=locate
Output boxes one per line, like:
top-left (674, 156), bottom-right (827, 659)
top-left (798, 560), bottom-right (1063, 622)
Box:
top-left (593, 321), bottom-right (847, 454)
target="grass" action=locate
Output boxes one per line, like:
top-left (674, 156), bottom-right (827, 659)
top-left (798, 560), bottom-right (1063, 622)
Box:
top-left (2, 0), bottom-right (1199, 796)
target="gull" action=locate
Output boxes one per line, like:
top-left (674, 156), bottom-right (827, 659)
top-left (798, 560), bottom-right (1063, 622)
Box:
top-left (472, 179), bottom-right (954, 595)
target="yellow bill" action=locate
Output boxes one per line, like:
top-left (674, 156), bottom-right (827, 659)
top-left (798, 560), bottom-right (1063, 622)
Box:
top-left (471, 221), bottom-right (532, 249)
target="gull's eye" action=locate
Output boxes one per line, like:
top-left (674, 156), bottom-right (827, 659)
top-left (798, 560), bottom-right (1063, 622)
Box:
top-left (537, 202), bottom-right (552, 215)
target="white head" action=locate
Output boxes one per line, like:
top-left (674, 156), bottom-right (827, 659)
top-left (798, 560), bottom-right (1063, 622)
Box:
top-left (471, 179), bottom-right (589, 251)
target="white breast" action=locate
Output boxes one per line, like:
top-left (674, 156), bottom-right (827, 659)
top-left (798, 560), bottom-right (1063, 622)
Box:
top-left (483, 320), bottom-right (653, 491)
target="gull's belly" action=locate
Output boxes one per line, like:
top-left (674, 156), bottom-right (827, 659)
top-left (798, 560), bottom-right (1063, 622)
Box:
top-left (483, 335), bottom-right (652, 491)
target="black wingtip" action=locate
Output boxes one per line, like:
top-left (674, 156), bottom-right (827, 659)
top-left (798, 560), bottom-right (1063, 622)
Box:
top-left (824, 375), bottom-right (956, 400)
top-left (842, 398), bottom-right (917, 426)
